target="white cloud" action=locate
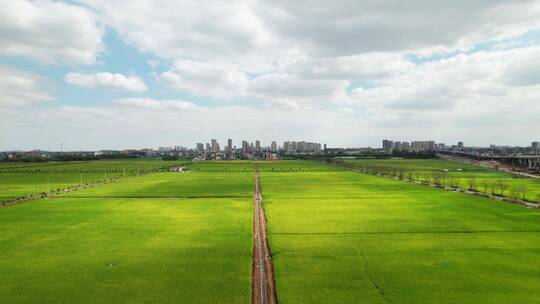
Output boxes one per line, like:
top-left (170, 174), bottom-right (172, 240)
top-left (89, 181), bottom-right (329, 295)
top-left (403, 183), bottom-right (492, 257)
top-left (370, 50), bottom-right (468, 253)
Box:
top-left (255, 1), bottom-right (540, 56)
top-left (80, 0), bottom-right (271, 61)
top-left (114, 98), bottom-right (196, 110)
top-left (65, 72), bottom-right (147, 92)
top-left (83, 0), bottom-right (540, 64)
top-left (157, 59), bottom-right (249, 99)
top-left (82, 1), bottom-right (540, 103)
top-left (0, 0), bottom-right (103, 65)
top-left (147, 60), bottom-right (160, 68)
top-left (249, 73), bottom-right (349, 108)
top-left (350, 46), bottom-right (540, 129)
top-left (288, 53), bottom-right (414, 81)
top-left (0, 65), bottom-right (53, 106)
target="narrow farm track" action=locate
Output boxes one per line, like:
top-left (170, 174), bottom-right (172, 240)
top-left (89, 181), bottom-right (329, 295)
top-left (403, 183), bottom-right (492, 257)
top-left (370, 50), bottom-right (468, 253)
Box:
top-left (252, 170), bottom-right (277, 304)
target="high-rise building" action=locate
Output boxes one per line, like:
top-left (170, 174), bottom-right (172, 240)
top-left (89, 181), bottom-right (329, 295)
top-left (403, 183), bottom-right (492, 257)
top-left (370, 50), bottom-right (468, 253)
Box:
top-left (205, 143), bottom-right (211, 151)
top-left (382, 140), bottom-right (394, 153)
top-left (458, 141), bottom-right (464, 149)
top-left (242, 140), bottom-right (249, 153)
top-left (411, 141), bottom-right (436, 151)
top-left (211, 139), bottom-right (218, 152)
top-left (532, 142), bottom-right (539, 149)
top-left (255, 140), bottom-right (261, 152)
top-left (297, 141), bottom-right (307, 153)
top-left (283, 141), bottom-right (291, 153)
top-left (271, 141), bottom-right (277, 152)
top-left (282, 140), bottom-right (321, 154)
top-left (228, 139), bottom-right (233, 152)
top-left (196, 143), bottom-right (204, 152)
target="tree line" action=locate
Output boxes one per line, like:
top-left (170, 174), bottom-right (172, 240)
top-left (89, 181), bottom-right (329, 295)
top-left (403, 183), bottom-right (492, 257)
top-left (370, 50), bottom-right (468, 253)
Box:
top-left (327, 159), bottom-right (540, 203)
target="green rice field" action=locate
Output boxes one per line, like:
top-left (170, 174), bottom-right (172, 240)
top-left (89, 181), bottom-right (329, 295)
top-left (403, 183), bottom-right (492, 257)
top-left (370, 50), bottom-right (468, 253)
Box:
top-left (0, 163), bottom-right (252, 304)
top-left (261, 165), bottom-right (540, 303)
top-left (1, 159), bottom-right (540, 303)
top-left (0, 160), bottom-right (184, 202)
top-left (343, 159), bottom-right (540, 202)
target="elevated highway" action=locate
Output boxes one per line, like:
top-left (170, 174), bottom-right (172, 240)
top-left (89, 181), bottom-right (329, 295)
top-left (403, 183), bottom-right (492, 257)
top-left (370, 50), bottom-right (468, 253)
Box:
top-left (439, 151), bottom-right (540, 171)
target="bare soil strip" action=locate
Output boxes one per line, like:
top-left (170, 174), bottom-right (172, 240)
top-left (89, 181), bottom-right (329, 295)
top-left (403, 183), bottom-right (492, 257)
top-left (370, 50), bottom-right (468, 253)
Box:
top-left (252, 170), bottom-right (277, 304)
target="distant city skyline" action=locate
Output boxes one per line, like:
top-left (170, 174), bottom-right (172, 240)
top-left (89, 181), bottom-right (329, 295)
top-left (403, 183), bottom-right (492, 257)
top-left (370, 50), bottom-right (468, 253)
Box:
top-left (3, 137), bottom-right (540, 153)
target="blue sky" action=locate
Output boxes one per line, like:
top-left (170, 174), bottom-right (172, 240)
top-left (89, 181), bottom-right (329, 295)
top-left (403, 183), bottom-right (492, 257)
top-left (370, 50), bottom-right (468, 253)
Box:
top-left (1, 0), bottom-right (540, 150)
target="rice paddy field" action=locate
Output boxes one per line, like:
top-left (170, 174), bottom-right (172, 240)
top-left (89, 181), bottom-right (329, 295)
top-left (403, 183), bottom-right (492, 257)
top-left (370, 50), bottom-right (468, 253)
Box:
top-left (0, 160), bottom-right (183, 202)
top-left (1, 159), bottom-right (540, 303)
top-left (260, 162), bottom-right (540, 303)
top-left (0, 162), bottom-right (252, 304)
top-left (188, 160), bottom-right (338, 172)
top-left (343, 159), bottom-right (540, 202)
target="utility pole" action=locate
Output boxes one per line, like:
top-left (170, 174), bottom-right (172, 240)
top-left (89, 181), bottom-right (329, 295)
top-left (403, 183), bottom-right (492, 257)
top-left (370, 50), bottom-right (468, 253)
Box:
top-left (80, 174), bottom-right (83, 186)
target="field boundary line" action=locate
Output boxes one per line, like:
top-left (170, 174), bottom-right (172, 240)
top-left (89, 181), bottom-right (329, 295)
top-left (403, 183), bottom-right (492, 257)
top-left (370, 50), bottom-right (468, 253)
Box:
top-left (359, 252), bottom-right (391, 304)
top-left (271, 230), bottom-right (540, 235)
top-left (55, 195), bottom-right (252, 199)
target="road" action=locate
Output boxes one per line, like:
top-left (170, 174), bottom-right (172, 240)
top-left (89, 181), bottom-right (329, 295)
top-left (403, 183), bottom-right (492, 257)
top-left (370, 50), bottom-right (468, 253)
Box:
top-left (252, 170), bottom-right (277, 304)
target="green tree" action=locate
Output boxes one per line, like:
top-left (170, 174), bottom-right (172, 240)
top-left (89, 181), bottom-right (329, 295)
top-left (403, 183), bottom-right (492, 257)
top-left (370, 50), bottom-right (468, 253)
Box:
top-left (467, 176), bottom-right (477, 191)
top-left (481, 181), bottom-right (490, 194)
top-left (495, 180), bottom-right (508, 196)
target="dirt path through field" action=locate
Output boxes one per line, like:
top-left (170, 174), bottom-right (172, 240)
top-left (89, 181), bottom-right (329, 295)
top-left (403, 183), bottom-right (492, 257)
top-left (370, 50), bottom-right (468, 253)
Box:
top-left (252, 170), bottom-right (277, 304)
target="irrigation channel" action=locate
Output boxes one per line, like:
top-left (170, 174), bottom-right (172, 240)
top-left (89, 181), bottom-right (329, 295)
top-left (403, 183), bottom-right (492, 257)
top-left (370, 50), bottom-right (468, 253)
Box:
top-left (252, 170), bottom-right (277, 304)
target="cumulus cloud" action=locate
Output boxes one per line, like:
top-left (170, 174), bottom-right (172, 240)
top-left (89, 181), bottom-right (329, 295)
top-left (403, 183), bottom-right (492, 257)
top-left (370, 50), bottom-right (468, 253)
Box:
top-left (249, 72), bottom-right (349, 108)
top-left (65, 72), bottom-right (147, 92)
top-left (255, 0), bottom-right (540, 56)
top-left (80, 0), bottom-right (271, 61)
top-left (157, 60), bottom-right (249, 99)
top-left (147, 60), bottom-right (160, 68)
top-left (79, 1), bottom-right (540, 108)
top-left (82, 0), bottom-right (540, 62)
top-left (0, 65), bottom-right (53, 106)
top-left (114, 98), bottom-right (196, 110)
top-left (350, 46), bottom-right (540, 128)
top-left (288, 53), bottom-right (414, 81)
top-left (0, 0), bottom-right (103, 64)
